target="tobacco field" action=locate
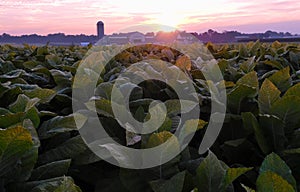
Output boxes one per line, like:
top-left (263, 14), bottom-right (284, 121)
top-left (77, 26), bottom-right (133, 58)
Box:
top-left (0, 41), bottom-right (300, 191)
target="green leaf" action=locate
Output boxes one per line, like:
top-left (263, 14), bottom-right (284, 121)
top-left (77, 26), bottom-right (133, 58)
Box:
top-left (219, 167), bottom-right (253, 191)
top-left (8, 94), bottom-right (40, 128)
top-left (38, 135), bottom-right (87, 165)
top-left (259, 114), bottom-right (286, 152)
top-left (150, 171), bottom-right (186, 192)
top-left (23, 60), bottom-right (39, 69)
top-left (85, 98), bottom-right (114, 118)
top-left (46, 54), bottom-right (61, 67)
top-left (259, 153), bottom-right (297, 190)
top-left (268, 67), bottom-right (292, 92)
top-left (50, 69), bottom-right (72, 90)
top-left (263, 60), bottom-right (284, 69)
top-left (0, 112), bottom-right (24, 128)
top-left (258, 78), bottom-right (281, 114)
top-left (256, 171), bottom-right (295, 192)
top-left (53, 176), bottom-right (82, 192)
top-left (228, 71), bottom-right (258, 113)
top-left (145, 131), bottom-right (180, 167)
top-left (284, 83), bottom-right (300, 98)
top-left (146, 131), bottom-right (178, 148)
top-left (0, 126), bottom-right (33, 177)
top-left (9, 94), bottom-right (39, 113)
top-left (30, 159), bottom-right (71, 181)
top-left (178, 119), bottom-right (207, 145)
top-left (95, 82), bottom-right (113, 99)
top-left (24, 87), bottom-right (56, 103)
top-left (37, 46), bottom-right (49, 56)
top-left (8, 119), bottom-right (40, 182)
top-left (242, 112), bottom-right (270, 154)
top-left (27, 176), bottom-right (81, 192)
top-left (195, 152), bottom-right (227, 192)
top-left (164, 99), bottom-right (199, 115)
top-left (271, 95), bottom-right (300, 133)
top-left (38, 113), bottom-right (87, 139)
top-left (240, 56), bottom-right (256, 73)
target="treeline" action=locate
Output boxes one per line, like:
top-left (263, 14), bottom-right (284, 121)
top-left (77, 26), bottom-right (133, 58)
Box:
top-left (0, 30), bottom-right (297, 44)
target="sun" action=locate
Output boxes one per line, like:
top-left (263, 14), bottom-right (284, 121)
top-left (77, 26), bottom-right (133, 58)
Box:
top-left (151, 12), bottom-right (184, 31)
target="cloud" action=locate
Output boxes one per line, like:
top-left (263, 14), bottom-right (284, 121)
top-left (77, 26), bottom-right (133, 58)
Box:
top-left (1, 0), bottom-right (300, 35)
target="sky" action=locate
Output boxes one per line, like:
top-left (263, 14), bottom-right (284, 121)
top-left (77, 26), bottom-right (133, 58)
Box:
top-left (1, 0), bottom-right (300, 35)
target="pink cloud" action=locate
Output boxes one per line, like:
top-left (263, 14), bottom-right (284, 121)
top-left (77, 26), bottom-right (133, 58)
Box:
top-left (1, 0), bottom-right (300, 35)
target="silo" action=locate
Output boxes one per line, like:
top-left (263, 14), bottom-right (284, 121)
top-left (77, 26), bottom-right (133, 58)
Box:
top-left (97, 21), bottom-right (104, 39)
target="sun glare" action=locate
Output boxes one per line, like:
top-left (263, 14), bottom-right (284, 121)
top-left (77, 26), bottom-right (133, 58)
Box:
top-left (151, 12), bottom-right (184, 31)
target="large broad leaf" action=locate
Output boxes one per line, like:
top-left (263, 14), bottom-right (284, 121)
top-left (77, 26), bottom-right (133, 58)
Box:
top-left (259, 114), bottom-right (286, 152)
top-left (195, 152), bottom-right (227, 192)
top-left (85, 98), bottom-right (114, 118)
top-left (149, 171), bottom-right (186, 192)
top-left (284, 83), bottom-right (300, 98)
top-left (268, 67), bottom-right (292, 92)
top-left (0, 125), bottom-right (33, 177)
top-left (9, 94), bottom-right (39, 113)
top-left (24, 87), bottom-right (56, 103)
top-left (30, 159), bottom-right (71, 181)
top-left (271, 95), bottom-right (300, 133)
top-left (0, 112), bottom-right (24, 128)
top-left (164, 99), bottom-right (199, 115)
top-left (50, 69), bottom-right (72, 90)
top-left (256, 171), bottom-right (295, 192)
top-left (259, 153), bottom-right (297, 190)
top-left (8, 119), bottom-right (40, 182)
top-left (219, 167), bottom-right (253, 191)
top-left (38, 113), bottom-right (87, 139)
top-left (228, 71), bottom-right (258, 113)
top-left (258, 78), bottom-right (281, 114)
top-left (146, 131), bottom-right (179, 149)
top-left (242, 112), bottom-right (270, 154)
top-left (145, 131), bottom-right (180, 168)
top-left (8, 94), bottom-right (40, 128)
top-left (240, 56), bottom-right (256, 73)
top-left (38, 135), bottom-right (87, 165)
top-left (0, 69), bottom-right (24, 82)
top-left (95, 82), bottom-right (113, 99)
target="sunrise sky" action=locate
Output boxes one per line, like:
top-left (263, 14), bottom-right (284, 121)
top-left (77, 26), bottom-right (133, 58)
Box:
top-left (1, 0), bottom-right (300, 35)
